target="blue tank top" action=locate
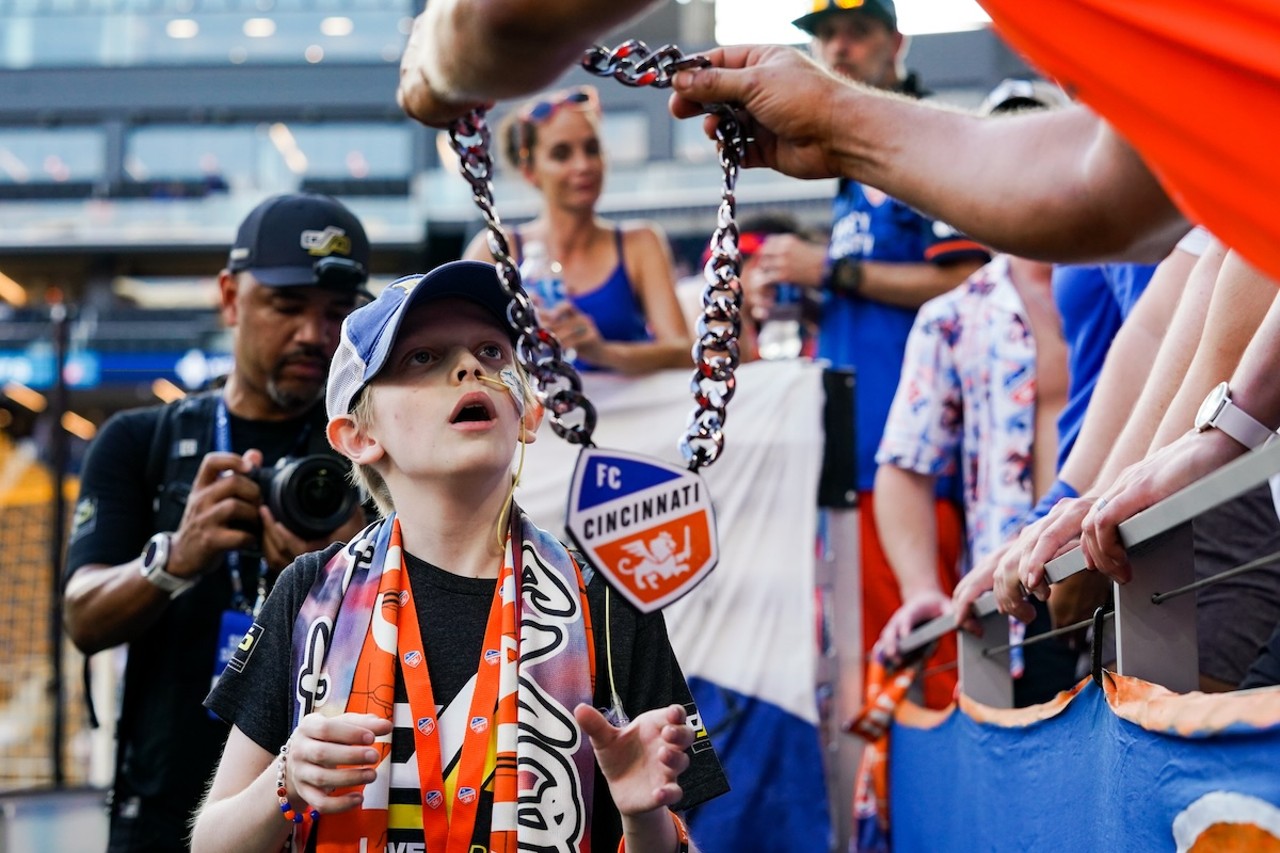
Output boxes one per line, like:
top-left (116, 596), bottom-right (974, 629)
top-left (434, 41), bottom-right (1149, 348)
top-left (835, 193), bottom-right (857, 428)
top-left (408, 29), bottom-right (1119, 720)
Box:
top-left (514, 228), bottom-right (650, 344)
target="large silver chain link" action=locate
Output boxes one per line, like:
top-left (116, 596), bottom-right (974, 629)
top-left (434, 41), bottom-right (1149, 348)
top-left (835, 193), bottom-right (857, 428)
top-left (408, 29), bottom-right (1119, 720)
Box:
top-left (447, 111), bottom-right (598, 446)
top-left (582, 40), bottom-right (747, 470)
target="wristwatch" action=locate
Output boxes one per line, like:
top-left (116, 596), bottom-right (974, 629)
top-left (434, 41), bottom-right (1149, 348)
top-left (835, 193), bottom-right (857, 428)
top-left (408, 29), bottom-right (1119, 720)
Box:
top-left (1194, 381), bottom-right (1275, 450)
top-left (828, 256), bottom-right (864, 296)
top-left (139, 532), bottom-right (193, 598)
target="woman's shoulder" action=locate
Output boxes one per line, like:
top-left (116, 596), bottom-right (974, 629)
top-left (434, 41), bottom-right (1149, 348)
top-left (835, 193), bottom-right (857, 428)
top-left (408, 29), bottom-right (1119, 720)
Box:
top-left (615, 219), bottom-right (667, 245)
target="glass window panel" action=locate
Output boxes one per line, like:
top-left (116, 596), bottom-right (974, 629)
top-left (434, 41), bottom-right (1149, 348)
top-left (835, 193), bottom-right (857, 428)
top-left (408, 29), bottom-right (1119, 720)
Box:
top-left (0, 127), bottom-right (105, 184)
top-left (286, 122), bottom-right (411, 179)
top-left (599, 111), bottom-right (648, 167)
top-left (126, 124), bottom-right (257, 185)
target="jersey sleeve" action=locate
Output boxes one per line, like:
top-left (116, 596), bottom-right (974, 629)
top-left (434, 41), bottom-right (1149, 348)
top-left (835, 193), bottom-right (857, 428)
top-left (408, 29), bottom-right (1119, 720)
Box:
top-left (65, 407), bottom-right (162, 577)
top-left (921, 215), bottom-right (991, 266)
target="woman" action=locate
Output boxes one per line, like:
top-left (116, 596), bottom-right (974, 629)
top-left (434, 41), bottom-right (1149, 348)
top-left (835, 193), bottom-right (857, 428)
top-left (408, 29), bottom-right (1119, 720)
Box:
top-left (464, 85), bottom-right (692, 374)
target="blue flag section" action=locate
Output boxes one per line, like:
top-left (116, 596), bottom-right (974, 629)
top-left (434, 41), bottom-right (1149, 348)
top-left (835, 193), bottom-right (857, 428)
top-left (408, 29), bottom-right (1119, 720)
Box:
top-left (685, 677), bottom-right (832, 853)
top-left (888, 675), bottom-right (1280, 852)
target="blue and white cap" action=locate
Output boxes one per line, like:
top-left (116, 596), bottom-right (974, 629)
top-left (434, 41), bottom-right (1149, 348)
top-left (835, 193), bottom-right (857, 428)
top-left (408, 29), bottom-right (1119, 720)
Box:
top-left (325, 260), bottom-right (515, 420)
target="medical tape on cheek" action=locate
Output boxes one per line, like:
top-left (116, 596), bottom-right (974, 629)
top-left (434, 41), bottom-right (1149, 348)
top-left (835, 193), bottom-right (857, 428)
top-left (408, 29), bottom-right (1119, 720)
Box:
top-left (478, 367), bottom-right (527, 418)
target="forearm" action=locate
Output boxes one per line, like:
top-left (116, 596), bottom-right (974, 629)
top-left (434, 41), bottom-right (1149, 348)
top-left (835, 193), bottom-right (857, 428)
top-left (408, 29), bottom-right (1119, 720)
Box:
top-left (1229, 287), bottom-right (1280, 429)
top-left (1091, 247), bottom-right (1208, 487)
top-left (1056, 274), bottom-right (1175, 493)
top-left (1151, 252), bottom-right (1278, 448)
top-left (858, 259), bottom-right (984, 309)
top-left (586, 340), bottom-right (693, 375)
top-left (63, 561), bottom-right (171, 654)
top-left (829, 96), bottom-right (1186, 263)
top-left (192, 762), bottom-right (291, 853)
top-left (414, 0), bottom-right (660, 102)
top-left (873, 466), bottom-right (942, 597)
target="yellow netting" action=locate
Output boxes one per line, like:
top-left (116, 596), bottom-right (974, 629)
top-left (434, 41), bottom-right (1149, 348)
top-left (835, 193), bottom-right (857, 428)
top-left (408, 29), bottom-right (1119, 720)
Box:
top-left (0, 434), bottom-right (89, 789)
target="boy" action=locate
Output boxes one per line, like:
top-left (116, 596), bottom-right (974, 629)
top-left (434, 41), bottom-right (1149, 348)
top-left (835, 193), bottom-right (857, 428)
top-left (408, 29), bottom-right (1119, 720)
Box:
top-left (192, 260), bottom-right (727, 853)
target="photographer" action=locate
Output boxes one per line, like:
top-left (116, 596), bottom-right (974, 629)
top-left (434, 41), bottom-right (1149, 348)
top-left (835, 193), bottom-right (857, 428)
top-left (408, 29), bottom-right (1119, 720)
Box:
top-left (63, 193), bottom-right (370, 853)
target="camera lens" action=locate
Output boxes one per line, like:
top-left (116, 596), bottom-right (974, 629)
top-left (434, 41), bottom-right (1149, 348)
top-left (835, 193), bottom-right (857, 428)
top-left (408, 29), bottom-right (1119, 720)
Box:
top-left (263, 454), bottom-right (358, 540)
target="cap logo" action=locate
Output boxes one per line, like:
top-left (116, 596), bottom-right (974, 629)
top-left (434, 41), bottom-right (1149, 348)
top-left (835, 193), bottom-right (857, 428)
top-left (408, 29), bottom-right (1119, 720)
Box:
top-left (229, 247), bottom-right (250, 261)
top-left (301, 226), bottom-right (352, 258)
top-left (387, 276), bottom-right (421, 296)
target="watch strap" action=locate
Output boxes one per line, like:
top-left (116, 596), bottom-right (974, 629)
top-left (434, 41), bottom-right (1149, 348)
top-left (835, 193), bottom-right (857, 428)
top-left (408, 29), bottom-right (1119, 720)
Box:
top-left (1212, 397), bottom-right (1275, 450)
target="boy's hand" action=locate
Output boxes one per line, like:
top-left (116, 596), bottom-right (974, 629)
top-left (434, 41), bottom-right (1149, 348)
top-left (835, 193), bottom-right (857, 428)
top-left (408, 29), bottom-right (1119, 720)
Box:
top-left (574, 703), bottom-right (693, 816)
top-left (284, 712), bottom-right (392, 815)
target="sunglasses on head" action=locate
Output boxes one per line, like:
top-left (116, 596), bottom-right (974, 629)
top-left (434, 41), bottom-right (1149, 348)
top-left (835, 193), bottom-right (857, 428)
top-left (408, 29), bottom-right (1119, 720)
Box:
top-left (521, 86), bottom-right (600, 124)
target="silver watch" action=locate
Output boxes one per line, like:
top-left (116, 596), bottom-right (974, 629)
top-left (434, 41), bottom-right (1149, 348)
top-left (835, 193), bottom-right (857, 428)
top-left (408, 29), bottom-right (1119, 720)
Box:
top-left (139, 532), bottom-right (193, 598)
top-left (1194, 381), bottom-right (1275, 450)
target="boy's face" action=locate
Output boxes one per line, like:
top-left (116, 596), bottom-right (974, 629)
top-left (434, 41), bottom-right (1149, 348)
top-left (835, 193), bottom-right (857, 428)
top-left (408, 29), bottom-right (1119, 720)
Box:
top-left (360, 297), bottom-right (530, 485)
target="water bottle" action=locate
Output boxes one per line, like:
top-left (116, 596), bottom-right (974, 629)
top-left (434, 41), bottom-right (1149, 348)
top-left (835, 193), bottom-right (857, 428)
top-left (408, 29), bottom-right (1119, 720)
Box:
top-left (756, 283), bottom-right (805, 359)
top-left (518, 241), bottom-right (566, 310)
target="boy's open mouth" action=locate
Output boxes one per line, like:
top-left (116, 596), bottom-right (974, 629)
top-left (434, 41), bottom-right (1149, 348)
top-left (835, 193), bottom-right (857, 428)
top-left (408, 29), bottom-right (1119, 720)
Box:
top-left (450, 395), bottom-right (496, 424)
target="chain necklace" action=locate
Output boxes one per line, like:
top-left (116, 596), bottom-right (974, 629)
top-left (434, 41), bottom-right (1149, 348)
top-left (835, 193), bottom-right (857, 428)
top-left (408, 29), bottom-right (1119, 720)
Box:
top-left (582, 40), bottom-right (748, 470)
top-left (448, 40), bottom-right (746, 472)
top-left (447, 41), bottom-right (742, 613)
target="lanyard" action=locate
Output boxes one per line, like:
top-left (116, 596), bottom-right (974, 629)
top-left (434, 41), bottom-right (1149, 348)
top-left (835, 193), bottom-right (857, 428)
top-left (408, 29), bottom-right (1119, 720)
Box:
top-left (396, 543), bottom-right (512, 853)
top-left (214, 397), bottom-right (311, 615)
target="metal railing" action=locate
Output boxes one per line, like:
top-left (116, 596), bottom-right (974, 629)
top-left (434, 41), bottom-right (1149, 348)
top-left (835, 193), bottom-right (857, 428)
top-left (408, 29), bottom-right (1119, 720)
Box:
top-left (899, 439), bottom-right (1280, 706)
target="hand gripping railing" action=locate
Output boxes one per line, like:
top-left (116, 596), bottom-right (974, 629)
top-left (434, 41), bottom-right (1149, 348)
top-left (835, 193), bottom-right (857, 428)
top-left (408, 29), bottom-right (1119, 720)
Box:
top-left (898, 439), bottom-right (1280, 706)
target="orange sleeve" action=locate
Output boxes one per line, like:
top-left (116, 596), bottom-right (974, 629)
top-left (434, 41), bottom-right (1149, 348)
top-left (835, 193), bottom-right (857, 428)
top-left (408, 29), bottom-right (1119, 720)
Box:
top-left (978, 0), bottom-right (1280, 282)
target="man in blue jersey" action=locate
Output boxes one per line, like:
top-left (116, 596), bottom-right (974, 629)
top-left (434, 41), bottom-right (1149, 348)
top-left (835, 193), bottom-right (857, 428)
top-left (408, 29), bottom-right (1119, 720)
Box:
top-left (742, 0), bottom-right (988, 705)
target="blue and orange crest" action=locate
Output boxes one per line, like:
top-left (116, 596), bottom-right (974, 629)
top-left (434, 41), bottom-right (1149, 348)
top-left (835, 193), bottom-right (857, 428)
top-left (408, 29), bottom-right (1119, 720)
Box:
top-left (566, 448), bottom-right (719, 613)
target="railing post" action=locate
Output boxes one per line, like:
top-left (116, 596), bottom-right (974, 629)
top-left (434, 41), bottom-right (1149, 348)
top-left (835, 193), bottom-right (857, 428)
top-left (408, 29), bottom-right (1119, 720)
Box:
top-left (957, 603), bottom-right (1013, 708)
top-left (1113, 521), bottom-right (1198, 693)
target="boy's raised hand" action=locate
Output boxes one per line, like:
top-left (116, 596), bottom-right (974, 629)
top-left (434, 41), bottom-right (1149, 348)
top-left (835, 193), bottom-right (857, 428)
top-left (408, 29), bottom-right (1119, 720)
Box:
top-left (574, 703), bottom-right (693, 815)
top-left (284, 712), bottom-right (392, 815)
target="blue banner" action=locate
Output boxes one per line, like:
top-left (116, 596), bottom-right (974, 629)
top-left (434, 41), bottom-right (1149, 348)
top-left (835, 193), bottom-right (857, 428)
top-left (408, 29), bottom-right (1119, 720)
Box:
top-left (889, 676), bottom-right (1280, 852)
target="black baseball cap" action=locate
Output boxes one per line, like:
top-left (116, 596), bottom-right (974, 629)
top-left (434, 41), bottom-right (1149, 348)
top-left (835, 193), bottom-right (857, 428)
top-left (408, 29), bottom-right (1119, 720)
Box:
top-left (793, 0), bottom-right (897, 34)
top-left (227, 193), bottom-right (371, 294)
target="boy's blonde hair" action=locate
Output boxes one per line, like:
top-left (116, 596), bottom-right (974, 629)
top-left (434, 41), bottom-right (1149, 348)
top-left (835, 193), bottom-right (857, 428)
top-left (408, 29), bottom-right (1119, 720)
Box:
top-left (343, 361), bottom-right (539, 520)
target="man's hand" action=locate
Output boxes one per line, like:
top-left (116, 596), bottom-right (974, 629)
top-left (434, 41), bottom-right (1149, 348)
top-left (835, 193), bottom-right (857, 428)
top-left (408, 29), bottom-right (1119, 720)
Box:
top-left (259, 503), bottom-right (365, 574)
top-left (874, 589), bottom-right (953, 666)
top-left (670, 45), bottom-right (852, 181)
top-left (396, 11), bottom-right (493, 128)
top-left (742, 234), bottom-right (827, 320)
top-left (1013, 495), bottom-right (1096, 603)
top-left (574, 703), bottom-right (692, 816)
top-left (168, 450), bottom-right (266, 582)
top-left (952, 542), bottom-right (1009, 636)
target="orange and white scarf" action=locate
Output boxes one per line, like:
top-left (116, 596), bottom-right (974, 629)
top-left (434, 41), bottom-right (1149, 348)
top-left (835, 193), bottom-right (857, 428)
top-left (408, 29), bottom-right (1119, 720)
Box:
top-left (288, 510), bottom-right (596, 852)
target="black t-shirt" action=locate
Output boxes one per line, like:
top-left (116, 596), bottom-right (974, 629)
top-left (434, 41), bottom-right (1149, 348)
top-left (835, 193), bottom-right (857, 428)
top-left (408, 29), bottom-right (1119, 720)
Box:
top-left (65, 397), bottom-right (331, 847)
top-left (207, 543), bottom-right (729, 850)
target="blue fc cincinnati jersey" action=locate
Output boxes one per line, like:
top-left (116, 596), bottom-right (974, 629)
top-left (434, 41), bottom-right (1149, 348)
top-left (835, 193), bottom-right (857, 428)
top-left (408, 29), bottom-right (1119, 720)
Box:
top-left (818, 179), bottom-right (989, 493)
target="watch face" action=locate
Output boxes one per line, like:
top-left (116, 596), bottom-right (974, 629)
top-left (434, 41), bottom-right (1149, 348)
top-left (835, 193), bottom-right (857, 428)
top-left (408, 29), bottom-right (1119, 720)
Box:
top-left (1196, 382), bottom-right (1230, 430)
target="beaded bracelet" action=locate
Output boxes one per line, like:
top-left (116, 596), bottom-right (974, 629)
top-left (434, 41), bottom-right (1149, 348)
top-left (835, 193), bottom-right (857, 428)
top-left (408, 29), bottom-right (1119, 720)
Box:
top-left (276, 742), bottom-right (319, 824)
top-left (616, 811), bottom-right (690, 853)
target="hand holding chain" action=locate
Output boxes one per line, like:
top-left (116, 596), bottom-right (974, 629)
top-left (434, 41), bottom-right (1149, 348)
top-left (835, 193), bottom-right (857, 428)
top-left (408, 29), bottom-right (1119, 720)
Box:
top-left (582, 40), bottom-right (748, 470)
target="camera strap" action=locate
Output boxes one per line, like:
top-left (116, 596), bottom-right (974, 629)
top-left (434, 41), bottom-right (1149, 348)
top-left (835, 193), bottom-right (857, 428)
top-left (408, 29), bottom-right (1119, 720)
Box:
top-left (213, 395), bottom-right (318, 614)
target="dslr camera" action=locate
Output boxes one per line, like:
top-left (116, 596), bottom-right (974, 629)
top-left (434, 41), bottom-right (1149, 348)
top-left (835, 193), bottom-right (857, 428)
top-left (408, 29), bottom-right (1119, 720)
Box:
top-left (252, 454), bottom-right (358, 540)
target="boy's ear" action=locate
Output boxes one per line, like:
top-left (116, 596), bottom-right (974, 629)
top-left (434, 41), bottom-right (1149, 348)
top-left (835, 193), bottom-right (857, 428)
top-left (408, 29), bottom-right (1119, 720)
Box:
top-left (519, 399), bottom-right (544, 444)
top-left (327, 415), bottom-right (383, 464)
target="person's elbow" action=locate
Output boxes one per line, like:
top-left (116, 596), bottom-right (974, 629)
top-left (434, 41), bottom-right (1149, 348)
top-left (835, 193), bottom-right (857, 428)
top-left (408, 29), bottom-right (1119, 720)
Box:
top-left (62, 570), bottom-right (122, 655)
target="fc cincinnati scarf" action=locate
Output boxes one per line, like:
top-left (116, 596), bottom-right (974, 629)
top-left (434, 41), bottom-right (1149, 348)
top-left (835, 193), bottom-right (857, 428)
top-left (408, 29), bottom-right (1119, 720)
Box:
top-left (287, 510), bottom-right (596, 852)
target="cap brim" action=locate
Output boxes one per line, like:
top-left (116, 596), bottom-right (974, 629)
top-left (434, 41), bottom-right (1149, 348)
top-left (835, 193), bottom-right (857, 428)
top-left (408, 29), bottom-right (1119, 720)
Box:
top-left (792, 6), bottom-right (895, 34)
top-left (242, 264), bottom-right (373, 298)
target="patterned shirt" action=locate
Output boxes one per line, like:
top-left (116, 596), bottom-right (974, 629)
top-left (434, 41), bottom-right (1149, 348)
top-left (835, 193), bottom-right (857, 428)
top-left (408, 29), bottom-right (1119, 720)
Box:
top-left (819, 180), bottom-right (990, 495)
top-left (876, 257), bottom-right (1038, 568)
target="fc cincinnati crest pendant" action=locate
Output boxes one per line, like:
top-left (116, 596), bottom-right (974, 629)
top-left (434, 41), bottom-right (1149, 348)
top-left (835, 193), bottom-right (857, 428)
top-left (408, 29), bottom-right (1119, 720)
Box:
top-left (565, 447), bottom-right (719, 614)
